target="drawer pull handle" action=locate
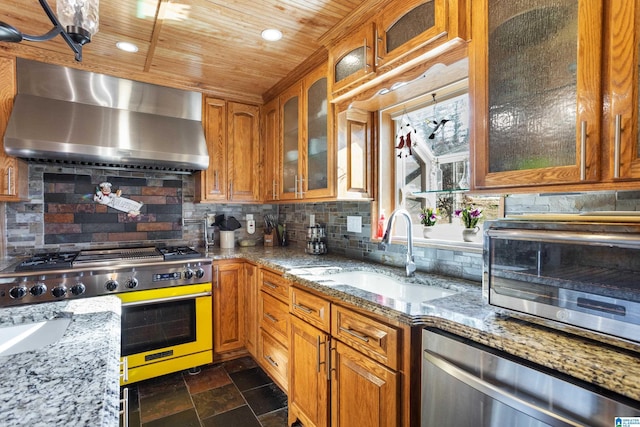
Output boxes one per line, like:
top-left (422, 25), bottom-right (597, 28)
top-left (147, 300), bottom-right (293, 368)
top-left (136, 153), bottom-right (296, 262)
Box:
top-left (263, 281), bottom-right (278, 289)
top-left (293, 302), bottom-right (313, 314)
top-left (120, 387), bottom-right (129, 427)
top-left (339, 326), bottom-right (370, 342)
top-left (264, 313), bottom-right (278, 323)
top-left (120, 357), bottom-right (129, 383)
top-left (264, 355), bottom-right (279, 368)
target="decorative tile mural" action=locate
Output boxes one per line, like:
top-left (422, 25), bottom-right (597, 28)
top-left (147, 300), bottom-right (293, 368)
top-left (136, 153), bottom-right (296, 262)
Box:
top-left (43, 172), bottom-right (183, 245)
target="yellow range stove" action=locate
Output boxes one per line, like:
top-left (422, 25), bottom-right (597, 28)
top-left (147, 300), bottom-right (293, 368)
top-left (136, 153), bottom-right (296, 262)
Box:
top-left (0, 246), bottom-right (213, 384)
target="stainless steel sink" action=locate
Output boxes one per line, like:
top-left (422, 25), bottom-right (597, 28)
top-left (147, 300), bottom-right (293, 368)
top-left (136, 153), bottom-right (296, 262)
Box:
top-left (0, 317), bottom-right (71, 356)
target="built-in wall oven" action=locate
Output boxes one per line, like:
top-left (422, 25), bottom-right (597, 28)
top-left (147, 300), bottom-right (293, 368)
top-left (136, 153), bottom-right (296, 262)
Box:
top-left (483, 217), bottom-right (640, 344)
top-left (0, 246), bottom-right (213, 385)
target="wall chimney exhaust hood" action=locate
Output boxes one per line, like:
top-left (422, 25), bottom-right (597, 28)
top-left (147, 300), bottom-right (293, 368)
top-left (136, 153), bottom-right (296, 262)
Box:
top-left (4, 59), bottom-right (209, 172)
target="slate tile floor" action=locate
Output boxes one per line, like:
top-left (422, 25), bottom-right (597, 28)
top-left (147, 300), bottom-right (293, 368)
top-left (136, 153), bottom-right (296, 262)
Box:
top-left (124, 356), bottom-right (289, 427)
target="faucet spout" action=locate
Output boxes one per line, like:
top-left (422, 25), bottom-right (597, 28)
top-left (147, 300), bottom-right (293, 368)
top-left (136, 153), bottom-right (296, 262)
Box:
top-left (378, 208), bottom-right (416, 277)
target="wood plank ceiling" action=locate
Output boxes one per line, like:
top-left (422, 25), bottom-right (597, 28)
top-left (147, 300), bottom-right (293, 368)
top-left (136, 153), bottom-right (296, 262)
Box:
top-left (0, 0), bottom-right (365, 104)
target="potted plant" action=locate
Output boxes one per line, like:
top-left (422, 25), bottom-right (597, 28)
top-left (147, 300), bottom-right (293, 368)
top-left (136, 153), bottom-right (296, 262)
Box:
top-left (455, 205), bottom-right (483, 241)
top-left (419, 206), bottom-right (439, 238)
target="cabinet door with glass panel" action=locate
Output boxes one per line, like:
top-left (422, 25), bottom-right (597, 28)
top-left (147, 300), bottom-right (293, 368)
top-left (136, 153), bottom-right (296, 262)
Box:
top-left (302, 64), bottom-right (334, 199)
top-left (608, 0), bottom-right (640, 180)
top-left (329, 24), bottom-right (376, 97)
top-left (262, 97), bottom-right (280, 201)
top-left (279, 64), bottom-right (333, 200)
top-left (375, 0), bottom-right (447, 69)
top-left (470, 0), bottom-right (603, 189)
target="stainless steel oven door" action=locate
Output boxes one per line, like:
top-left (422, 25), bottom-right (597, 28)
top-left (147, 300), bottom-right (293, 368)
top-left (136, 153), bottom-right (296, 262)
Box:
top-left (119, 283), bottom-right (213, 385)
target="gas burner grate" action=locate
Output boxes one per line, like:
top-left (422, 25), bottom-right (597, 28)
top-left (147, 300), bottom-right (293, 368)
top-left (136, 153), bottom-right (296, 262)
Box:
top-left (158, 246), bottom-right (202, 260)
top-left (15, 251), bottom-right (79, 271)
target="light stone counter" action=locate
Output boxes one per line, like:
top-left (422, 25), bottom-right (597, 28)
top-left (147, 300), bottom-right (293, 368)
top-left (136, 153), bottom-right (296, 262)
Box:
top-left (207, 246), bottom-right (640, 404)
top-left (0, 296), bottom-right (121, 427)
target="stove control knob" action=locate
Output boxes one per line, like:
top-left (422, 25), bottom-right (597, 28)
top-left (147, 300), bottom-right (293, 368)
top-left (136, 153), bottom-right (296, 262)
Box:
top-left (30, 282), bottom-right (47, 297)
top-left (105, 279), bottom-right (119, 292)
top-left (125, 278), bottom-right (138, 289)
top-left (184, 268), bottom-right (194, 279)
top-left (195, 268), bottom-right (206, 279)
top-left (9, 285), bottom-right (28, 299)
top-left (52, 285), bottom-right (67, 298)
top-left (71, 283), bottom-right (86, 296)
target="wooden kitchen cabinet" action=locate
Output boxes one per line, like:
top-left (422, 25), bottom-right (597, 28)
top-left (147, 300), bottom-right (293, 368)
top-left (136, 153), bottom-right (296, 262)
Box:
top-left (289, 314), bottom-right (330, 427)
top-left (288, 286), bottom-right (402, 427)
top-left (375, 0), bottom-right (447, 69)
top-left (328, 0), bottom-right (469, 100)
top-left (331, 340), bottom-right (399, 427)
top-left (243, 262), bottom-right (259, 357)
top-left (0, 55), bottom-right (28, 201)
top-left (196, 98), bottom-right (260, 203)
top-left (606, 0), bottom-right (640, 180)
top-left (469, 0), bottom-right (605, 190)
top-left (329, 23), bottom-right (376, 96)
top-left (257, 268), bottom-right (291, 391)
top-left (212, 261), bottom-right (246, 361)
top-left (336, 107), bottom-right (374, 200)
top-left (278, 63), bottom-right (334, 201)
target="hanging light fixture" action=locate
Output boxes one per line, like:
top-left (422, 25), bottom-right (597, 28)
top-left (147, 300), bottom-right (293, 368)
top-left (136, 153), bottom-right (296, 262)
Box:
top-left (0, 0), bottom-right (99, 62)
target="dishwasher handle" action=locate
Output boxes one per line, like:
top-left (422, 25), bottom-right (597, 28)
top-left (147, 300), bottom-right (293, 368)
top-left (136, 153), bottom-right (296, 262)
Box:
top-left (423, 349), bottom-right (582, 427)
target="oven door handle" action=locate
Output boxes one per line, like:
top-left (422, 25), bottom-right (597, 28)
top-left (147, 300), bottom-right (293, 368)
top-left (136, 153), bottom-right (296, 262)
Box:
top-left (121, 292), bottom-right (212, 307)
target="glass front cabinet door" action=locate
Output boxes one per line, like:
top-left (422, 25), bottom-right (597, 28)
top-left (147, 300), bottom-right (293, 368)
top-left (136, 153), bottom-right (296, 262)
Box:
top-left (279, 64), bottom-right (333, 200)
top-left (470, 0), bottom-right (604, 190)
top-left (279, 83), bottom-right (301, 200)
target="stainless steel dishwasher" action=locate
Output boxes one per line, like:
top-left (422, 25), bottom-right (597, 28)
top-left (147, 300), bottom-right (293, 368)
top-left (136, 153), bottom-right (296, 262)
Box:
top-left (422, 329), bottom-right (640, 426)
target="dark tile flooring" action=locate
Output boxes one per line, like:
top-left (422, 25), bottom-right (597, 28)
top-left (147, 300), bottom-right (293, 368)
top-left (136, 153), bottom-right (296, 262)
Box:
top-left (124, 356), bottom-right (289, 427)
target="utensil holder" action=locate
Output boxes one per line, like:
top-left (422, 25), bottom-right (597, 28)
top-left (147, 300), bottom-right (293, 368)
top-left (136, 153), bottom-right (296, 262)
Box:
top-left (220, 231), bottom-right (235, 248)
top-left (306, 224), bottom-right (327, 255)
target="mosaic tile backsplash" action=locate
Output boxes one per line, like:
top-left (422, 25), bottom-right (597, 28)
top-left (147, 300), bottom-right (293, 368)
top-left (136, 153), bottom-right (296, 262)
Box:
top-left (6, 163), bottom-right (640, 284)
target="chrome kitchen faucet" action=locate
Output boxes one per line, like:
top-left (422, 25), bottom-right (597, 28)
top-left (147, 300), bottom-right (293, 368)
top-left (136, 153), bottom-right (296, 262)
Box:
top-left (378, 208), bottom-right (416, 277)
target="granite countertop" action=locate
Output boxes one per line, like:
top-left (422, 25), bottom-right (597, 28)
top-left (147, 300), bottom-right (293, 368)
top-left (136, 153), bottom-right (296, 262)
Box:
top-left (207, 246), bottom-right (640, 404)
top-left (0, 296), bottom-right (121, 427)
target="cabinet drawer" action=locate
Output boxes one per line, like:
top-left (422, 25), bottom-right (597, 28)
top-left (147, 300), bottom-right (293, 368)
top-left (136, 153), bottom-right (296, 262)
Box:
top-left (260, 291), bottom-right (289, 346)
top-left (290, 287), bottom-right (331, 333)
top-left (331, 305), bottom-right (399, 369)
top-left (259, 329), bottom-right (288, 392)
top-left (261, 269), bottom-right (290, 302)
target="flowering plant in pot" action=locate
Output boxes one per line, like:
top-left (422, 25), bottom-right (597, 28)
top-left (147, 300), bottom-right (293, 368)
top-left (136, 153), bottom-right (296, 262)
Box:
top-left (420, 206), bottom-right (439, 226)
top-left (420, 206), bottom-right (439, 238)
top-left (455, 205), bottom-right (483, 241)
top-left (455, 205), bottom-right (483, 228)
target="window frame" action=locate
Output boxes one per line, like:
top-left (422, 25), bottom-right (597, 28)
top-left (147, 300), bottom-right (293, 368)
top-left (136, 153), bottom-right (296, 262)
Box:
top-left (376, 78), bottom-right (501, 250)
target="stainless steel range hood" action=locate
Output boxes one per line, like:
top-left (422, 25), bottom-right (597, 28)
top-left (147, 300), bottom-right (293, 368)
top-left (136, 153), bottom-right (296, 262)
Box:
top-left (4, 59), bottom-right (209, 172)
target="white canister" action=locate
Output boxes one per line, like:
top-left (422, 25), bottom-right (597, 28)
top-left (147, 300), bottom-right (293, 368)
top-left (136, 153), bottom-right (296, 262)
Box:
top-left (219, 231), bottom-right (235, 248)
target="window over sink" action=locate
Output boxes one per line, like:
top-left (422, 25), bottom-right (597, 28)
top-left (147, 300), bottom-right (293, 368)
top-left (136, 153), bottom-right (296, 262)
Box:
top-left (374, 65), bottom-right (502, 246)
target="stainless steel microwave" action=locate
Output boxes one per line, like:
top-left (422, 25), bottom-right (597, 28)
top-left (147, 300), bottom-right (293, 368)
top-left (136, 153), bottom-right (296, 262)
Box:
top-left (483, 217), bottom-right (640, 344)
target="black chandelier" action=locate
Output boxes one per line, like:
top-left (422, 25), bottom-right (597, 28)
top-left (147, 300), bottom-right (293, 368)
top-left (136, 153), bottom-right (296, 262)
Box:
top-left (0, 0), bottom-right (99, 62)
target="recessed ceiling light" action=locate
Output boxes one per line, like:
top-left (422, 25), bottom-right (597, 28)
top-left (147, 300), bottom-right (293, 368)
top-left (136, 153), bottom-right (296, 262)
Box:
top-left (116, 41), bottom-right (139, 53)
top-left (261, 29), bottom-right (282, 41)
